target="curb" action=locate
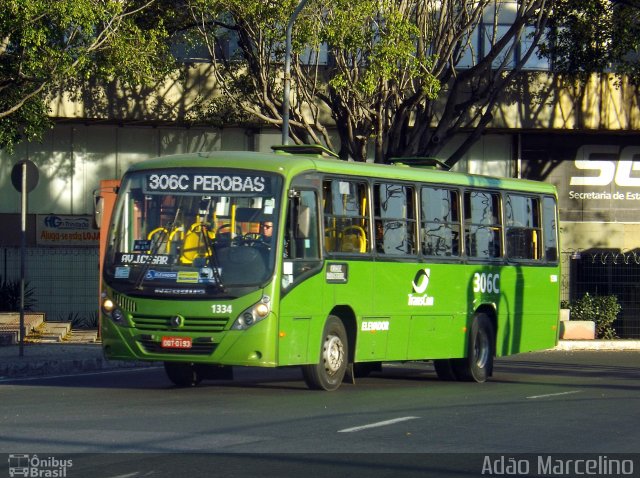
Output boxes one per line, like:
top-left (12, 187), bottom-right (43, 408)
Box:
top-left (0, 357), bottom-right (154, 380)
top-left (554, 340), bottom-right (640, 351)
top-left (0, 344), bottom-right (155, 380)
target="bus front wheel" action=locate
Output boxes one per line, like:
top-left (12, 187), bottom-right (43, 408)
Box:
top-left (453, 313), bottom-right (495, 383)
top-left (302, 316), bottom-right (348, 391)
top-left (164, 361), bottom-right (202, 387)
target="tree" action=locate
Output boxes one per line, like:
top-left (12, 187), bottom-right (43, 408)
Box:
top-left (541, 0), bottom-right (640, 84)
top-left (0, 0), bottom-right (174, 151)
top-left (186, 0), bottom-right (552, 165)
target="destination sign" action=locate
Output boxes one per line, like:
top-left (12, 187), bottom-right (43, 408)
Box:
top-left (144, 173), bottom-right (269, 194)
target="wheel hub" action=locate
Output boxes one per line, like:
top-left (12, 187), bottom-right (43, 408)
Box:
top-left (323, 334), bottom-right (344, 375)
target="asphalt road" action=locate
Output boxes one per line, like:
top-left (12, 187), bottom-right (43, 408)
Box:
top-left (1, 350), bottom-right (638, 477)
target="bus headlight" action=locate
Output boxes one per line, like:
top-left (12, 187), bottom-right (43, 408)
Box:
top-left (231, 295), bottom-right (271, 330)
top-left (111, 308), bottom-right (125, 323)
top-left (102, 297), bottom-right (125, 324)
top-left (102, 298), bottom-right (115, 314)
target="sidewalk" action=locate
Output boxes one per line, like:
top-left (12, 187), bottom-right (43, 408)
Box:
top-left (0, 342), bottom-right (155, 380)
top-left (1, 339), bottom-right (638, 380)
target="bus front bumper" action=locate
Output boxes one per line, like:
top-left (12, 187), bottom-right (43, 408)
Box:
top-left (101, 316), bottom-right (277, 367)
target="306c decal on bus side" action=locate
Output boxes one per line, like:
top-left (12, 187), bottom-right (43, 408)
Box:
top-left (472, 272), bottom-right (500, 294)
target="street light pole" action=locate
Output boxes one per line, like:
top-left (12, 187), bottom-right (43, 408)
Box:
top-left (282, 0), bottom-right (309, 145)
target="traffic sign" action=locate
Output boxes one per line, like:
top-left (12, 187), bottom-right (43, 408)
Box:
top-left (11, 160), bottom-right (39, 193)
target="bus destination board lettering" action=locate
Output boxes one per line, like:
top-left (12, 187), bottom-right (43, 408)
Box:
top-left (144, 173), bottom-right (269, 194)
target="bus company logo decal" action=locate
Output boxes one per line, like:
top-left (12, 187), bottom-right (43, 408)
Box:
top-left (409, 268), bottom-right (434, 306)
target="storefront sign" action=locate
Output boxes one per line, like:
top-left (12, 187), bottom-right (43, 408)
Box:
top-left (36, 215), bottom-right (99, 246)
top-left (521, 136), bottom-right (640, 222)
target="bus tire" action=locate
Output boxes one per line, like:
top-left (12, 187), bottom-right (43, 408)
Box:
top-left (302, 316), bottom-right (348, 391)
top-left (453, 313), bottom-right (495, 383)
top-left (433, 359), bottom-right (459, 381)
top-left (164, 361), bottom-right (202, 387)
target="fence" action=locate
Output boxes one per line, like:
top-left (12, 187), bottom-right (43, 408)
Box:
top-left (562, 249), bottom-right (640, 339)
top-left (0, 247), bottom-right (99, 327)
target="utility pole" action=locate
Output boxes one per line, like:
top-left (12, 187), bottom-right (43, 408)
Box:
top-left (282, 0), bottom-right (309, 145)
top-left (10, 160), bottom-right (39, 357)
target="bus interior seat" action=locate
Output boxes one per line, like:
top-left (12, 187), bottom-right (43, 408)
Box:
top-left (340, 225), bottom-right (367, 253)
top-left (323, 225), bottom-right (367, 253)
top-left (180, 222), bottom-right (213, 264)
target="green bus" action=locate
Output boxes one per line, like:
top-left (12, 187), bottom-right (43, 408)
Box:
top-left (100, 145), bottom-right (560, 390)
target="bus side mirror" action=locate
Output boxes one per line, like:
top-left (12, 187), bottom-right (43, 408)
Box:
top-left (296, 205), bottom-right (310, 239)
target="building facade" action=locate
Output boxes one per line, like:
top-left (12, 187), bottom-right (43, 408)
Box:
top-left (1, 63), bottom-right (639, 337)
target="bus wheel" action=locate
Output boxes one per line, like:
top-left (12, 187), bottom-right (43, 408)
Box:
top-left (164, 362), bottom-right (202, 387)
top-left (433, 359), bottom-right (459, 381)
top-left (453, 313), bottom-right (495, 383)
top-left (302, 316), bottom-right (348, 391)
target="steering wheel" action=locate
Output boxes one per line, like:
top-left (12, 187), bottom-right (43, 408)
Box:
top-left (216, 223), bottom-right (243, 236)
top-left (241, 232), bottom-right (270, 248)
top-left (241, 232), bottom-right (261, 242)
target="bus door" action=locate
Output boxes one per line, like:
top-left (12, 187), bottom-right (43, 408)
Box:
top-left (278, 187), bottom-right (324, 365)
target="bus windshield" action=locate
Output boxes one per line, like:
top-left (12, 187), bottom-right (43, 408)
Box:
top-left (104, 169), bottom-right (283, 297)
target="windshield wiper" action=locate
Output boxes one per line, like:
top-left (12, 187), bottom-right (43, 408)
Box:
top-left (134, 225), bottom-right (170, 290)
top-left (134, 203), bottom-right (183, 290)
top-left (196, 223), bottom-right (226, 292)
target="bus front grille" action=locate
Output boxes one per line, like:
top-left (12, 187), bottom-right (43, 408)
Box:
top-left (113, 293), bottom-right (137, 313)
top-left (131, 314), bottom-right (229, 333)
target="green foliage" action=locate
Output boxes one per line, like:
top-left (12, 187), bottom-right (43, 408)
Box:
top-left (53, 311), bottom-right (99, 329)
top-left (323, 0), bottom-right (431, 98)
top-left (0, 0), bottom-right (174, 151)
top-left (187, 0), bottom-right (548, 163)
top-left (542, 0), bottom-right (640, 84)
top-left (561, 293), bottom-right (620, 339)
top-left (0, 277), bottom-right (37, 312)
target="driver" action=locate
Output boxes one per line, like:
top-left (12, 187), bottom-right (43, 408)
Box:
top-left (260, 221), bottom-right (273, 244)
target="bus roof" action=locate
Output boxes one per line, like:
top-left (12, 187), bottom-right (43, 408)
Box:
top-left (125, 150), bottom-right (557, 196)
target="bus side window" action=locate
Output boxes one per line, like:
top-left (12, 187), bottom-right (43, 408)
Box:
top-left (287, 190), bottom-right (320, 260)
top-left (464, 190), bottom-right (502, 259)
top-left (323, 179), bottom-right (370, 254)
top-left (505, 194), bottom-right (542, 261)
top-left (542, 197), bottom-right (558, 262)
top-left (373, 183), bottom-right (416, 255)
top-left (420, 187), bottom-right (460, 257)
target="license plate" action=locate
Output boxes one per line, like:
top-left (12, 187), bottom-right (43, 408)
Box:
top-left (161, 336), bottom-right (192, 349)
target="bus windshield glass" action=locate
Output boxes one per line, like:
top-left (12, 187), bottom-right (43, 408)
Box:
top-left (104, 169), bottom-right (283, 297)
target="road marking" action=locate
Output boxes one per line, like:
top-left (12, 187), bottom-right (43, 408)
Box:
top-left (338, 416), bottom-right (420, 433)
top-left (526, 390), bottom-right (582, 399)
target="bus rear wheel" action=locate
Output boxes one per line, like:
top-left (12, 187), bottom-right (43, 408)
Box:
top-left (164, 361), bottom-right (202, 387)
top-left (302, 316), bottom-right (348, 391)
top-left (453, 313), bottom-right (495, 383)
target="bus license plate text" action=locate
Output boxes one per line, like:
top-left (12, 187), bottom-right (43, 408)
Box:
top-left (161, 337), bottom-right (192, 349)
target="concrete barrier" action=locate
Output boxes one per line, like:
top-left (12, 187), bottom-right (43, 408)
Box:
top-left (560, 320), bottom-right (596, 340)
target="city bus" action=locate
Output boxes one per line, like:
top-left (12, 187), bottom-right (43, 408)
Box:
top-left (99, 145), bottom-right (560, 390)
